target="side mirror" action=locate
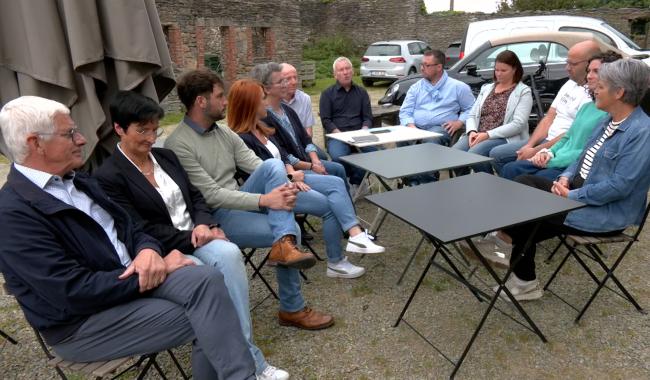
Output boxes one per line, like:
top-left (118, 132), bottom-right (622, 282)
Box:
top-left (466, 64), bottom-right (478, 77)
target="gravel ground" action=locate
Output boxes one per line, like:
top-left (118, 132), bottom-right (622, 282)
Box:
top-left (1, 85), bottom-right (649, 379)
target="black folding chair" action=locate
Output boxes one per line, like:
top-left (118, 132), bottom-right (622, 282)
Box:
top-left (543, 203), bottom-right (650, 323)
top-left (2, 282), bottom-right (189, 380)
top-left (242, 248), bottom-right (279, 302)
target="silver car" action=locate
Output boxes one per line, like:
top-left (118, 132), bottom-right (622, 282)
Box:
top-left (360, 40), bottom-right (430, 87)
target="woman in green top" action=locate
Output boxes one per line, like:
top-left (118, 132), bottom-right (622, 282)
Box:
top-left (501, 51), bottom-right (622, 181)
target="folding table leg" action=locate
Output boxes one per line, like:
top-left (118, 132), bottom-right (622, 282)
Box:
top-left (393, 244), bottom-right (442, 327)
top-left (396, 235), bottom-right (426, 285)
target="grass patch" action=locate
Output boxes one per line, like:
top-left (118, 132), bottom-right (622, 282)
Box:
top-left (161, 111), bottom-right (184, 128)
top-left (351, 282), bottom-right (373, 298)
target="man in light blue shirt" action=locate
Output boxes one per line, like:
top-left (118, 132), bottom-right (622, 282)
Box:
top-left (399, 50), bottom-right (475, 146)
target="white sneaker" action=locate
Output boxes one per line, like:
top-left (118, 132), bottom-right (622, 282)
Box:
top-left (477, 232), bottom-right (512, 253)
top-left (327, 257), bottom-right (366, 278)
top-left (258, 365), bottom-right (289, 380)
top-left (493, 274), bottom-right (543, 302)
top-left (346, 231), bottom-right (385, 254)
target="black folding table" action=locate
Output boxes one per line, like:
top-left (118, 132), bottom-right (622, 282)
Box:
top-left (366, 173), bottom-right (584, 379)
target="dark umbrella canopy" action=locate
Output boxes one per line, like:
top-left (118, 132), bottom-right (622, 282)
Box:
top-left (0, 0), bottom-right (175, 169)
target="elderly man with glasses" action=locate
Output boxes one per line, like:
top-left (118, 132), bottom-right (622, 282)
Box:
top-left (0, 96), bottom-right (255, 379)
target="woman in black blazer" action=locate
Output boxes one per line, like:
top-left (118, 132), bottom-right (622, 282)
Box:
top-left (94, 91), bottom-right (289, 380)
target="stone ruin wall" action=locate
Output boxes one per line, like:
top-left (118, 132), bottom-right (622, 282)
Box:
top-left (156, 0), bottom-right (650, 112)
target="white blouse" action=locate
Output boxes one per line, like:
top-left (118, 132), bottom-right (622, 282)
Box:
top-left (265, 139), bottom-right (281, 160)
top-left (118, 144), bottom-right (193, 231)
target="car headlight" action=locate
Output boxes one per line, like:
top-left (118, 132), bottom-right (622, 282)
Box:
top-left (385, 83), bottom-right (399, 98)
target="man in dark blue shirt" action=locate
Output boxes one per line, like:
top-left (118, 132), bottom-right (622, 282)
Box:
top-left (320, 57), bottom-right (375, 192)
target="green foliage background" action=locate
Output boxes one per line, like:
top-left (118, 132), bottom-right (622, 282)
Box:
top-left (302, 34), bottom-right (363, 79)
top-left (498, 0), bottom-right (650, 11)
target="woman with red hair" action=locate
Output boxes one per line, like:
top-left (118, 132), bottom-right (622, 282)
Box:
top-left (229, 77), bottom-right (385, 280)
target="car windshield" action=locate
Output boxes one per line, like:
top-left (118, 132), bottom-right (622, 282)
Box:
top-left (462, 41), bottom-right (568, 71)
top-left (365, 44), bottom-right (401, 56)
top-left (601, 22), bottom-right (642, 50)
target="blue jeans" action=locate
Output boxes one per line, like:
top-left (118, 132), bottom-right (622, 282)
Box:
top-left (211, 159), bottom-right (305, 313)
top-left (306, 160), bottom-right (349, 192)
top-left (396, 125), bottom-right (454, 184)
top-left (193, 240), bottom-right (267, 375)
top-left (294, 174), bottom-right (359, 264)
top-left (501, 160), bottom-right (564, 181)
top-left (327, 138), bottom-right (377, 185)
top-left (452, 135), bottom-right (506, 174)
top-left (488, 140), bottom-right (527, 175)
top-left (314, 144), bottom-right (330, 161)
top-left (418, 124), bottom-right (452, 146)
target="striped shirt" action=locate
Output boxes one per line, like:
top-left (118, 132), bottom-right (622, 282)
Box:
top-left (578, 119), bottom-right (624, 180)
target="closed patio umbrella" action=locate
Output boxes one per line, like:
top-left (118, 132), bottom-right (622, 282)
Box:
top-left (0, 0), bottom-right (175, 169)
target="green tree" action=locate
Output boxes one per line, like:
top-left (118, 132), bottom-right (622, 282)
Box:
top-left (497, 0), bottom-right (650, 11)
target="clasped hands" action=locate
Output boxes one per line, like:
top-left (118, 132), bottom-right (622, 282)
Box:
top-left (119, 248), bottom-right (195, 293)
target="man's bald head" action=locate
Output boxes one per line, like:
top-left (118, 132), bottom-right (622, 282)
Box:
top-left (566, 40), bottom-right (602, 85)
top-left (280, 63), bottom-right (298, 99)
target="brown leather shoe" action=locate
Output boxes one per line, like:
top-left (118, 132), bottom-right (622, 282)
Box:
top-left (278, 307), bottom-right (334, 330)
top-left (269, 235), bottom-right (317, 269)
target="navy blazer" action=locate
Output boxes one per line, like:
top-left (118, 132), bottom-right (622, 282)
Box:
top-left (238, 132), bottom-right (289, 163)
top-left (0, 167), bottom-right (162, 345)
top-left (94, 147), bottom-right (214, 255)
top-left (262, 104), bottom-right (314, 163)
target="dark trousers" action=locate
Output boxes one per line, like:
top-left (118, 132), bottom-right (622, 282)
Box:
top-left (52, 266), bottom-right (255, 380)
top-left (504, 175), bottom-right (622, 281)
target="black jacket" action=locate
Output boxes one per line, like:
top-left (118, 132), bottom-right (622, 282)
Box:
top-left (262, 104), bottom-right (314, 163)
top-left (0, 167), bottom-right (162, 345)
top-left (93, 147), bottom-right (214, 255)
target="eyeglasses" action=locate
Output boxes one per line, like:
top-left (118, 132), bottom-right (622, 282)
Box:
top-left (135, 127), bottom-right (164, 137)
top-left (566, 59), bottom-right (588, 67)
top-left (272, 79), bottom-right (288, 87)
top-left (37, 128), bottom-right (83, 142)
top-left (422, 63), bottom-right (441, 69)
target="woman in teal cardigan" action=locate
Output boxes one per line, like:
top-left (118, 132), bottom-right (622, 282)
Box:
top-left (501, 51), bottom-right (622, 180)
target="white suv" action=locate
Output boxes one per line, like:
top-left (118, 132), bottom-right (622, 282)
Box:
top-left (360, 40), bottom-right (430, 87)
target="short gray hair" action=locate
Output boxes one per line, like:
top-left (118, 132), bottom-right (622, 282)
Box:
top-left (332, 57), bottom-right (352, 72)
top-left (250, 62), bottom-right (282, 87)
top-left (0, 96), bottom-right (69, 163)
top-left (598, 58), bottom-right (650, 106)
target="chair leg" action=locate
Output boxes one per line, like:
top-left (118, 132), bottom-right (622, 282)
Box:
top-left (242, 249), bottom-right (279, 300)
top-left (135, 355), bottom-right (156, 380)
top-left (543, 242), bottom-right (574, 291)
top-left (302, 238), bottom-right (324, 261)
top-left (545, 237), bottom-right (564, 263)
top-left (574, 244), bottom-right (645, 322)
top-left (0, 328), bottom-right (17, 344)
top-left (167, 349), bottom-right (190, 380)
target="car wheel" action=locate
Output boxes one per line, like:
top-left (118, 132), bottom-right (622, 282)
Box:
top-left (408, 67), bottom-right (416, 75)
top-left (362, 79), bottom-right (373, 87)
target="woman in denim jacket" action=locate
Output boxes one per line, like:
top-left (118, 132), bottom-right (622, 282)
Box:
top-left (493, 59), bottom-right (650, 301)
top-left (453, 50), bottom-right (533, 174)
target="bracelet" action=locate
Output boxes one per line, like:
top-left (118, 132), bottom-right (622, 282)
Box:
top-left (208, 223), bottom-right (220, 229)
top-left (309, 162), bottom-right (313, 170)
